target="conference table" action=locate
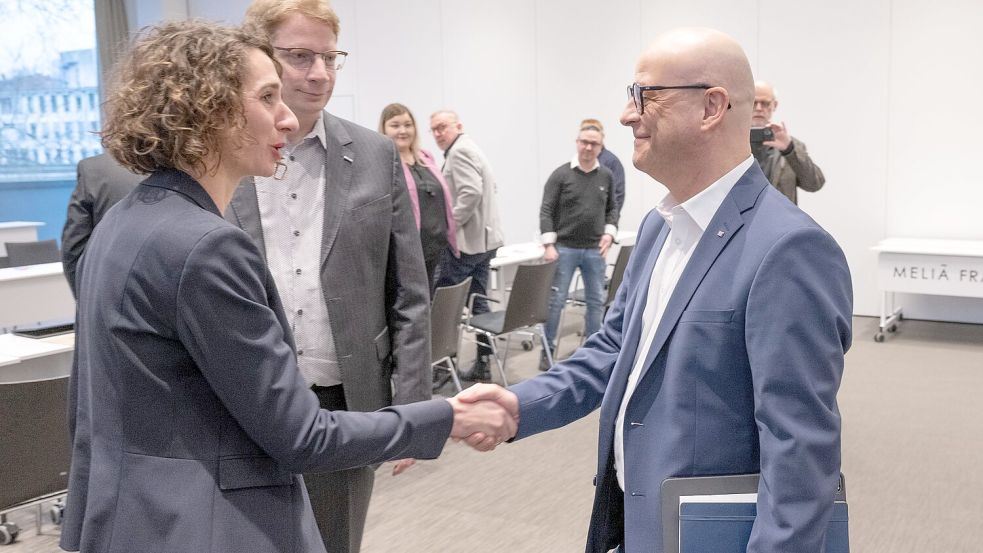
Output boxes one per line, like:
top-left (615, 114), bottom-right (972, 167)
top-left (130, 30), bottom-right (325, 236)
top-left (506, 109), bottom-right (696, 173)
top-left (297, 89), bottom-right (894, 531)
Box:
top-left (488, 230), bottom-right (637, 300)
top-left (0, 221), bottom-right (43, 256)
top-left (0, 262), bottom-right (75, 334)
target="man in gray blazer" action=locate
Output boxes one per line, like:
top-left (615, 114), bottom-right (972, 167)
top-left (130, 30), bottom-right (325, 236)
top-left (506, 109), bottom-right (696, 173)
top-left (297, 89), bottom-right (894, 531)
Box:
top-left (60, 153), bottom-right (143, 297)
top-left (225, 3), bottom-right (431, 552)
top-left (751, 80), bottom-right (825, 204)
top-left (430, 110), bottom-right (505, 380)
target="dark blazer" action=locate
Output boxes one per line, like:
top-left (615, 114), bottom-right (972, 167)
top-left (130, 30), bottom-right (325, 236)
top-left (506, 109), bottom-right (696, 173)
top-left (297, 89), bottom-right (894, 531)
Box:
top-left (62, 170), bottom-right (452, 553)
top-left (227, 112), bottom-right (431, 412)
top-left (510, 164), bottom-right (853, 552)
top-left (61, 153), bottom-right (143, 297)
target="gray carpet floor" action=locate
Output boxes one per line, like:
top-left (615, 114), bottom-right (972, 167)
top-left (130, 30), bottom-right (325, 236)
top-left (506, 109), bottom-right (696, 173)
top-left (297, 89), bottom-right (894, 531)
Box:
top-left (5, 316), bottom-right (982, 552)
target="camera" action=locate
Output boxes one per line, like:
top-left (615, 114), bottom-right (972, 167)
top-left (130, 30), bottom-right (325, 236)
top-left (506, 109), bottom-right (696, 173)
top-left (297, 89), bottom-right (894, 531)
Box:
top-left (750, 127), bottom-right (774, 143)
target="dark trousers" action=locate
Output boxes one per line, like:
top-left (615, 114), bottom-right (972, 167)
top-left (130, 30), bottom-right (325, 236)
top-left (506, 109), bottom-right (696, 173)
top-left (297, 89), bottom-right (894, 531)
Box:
top-left (306, 384), bottom-right (374, 553)
top-left (436, 247), bottom-right (498, 357)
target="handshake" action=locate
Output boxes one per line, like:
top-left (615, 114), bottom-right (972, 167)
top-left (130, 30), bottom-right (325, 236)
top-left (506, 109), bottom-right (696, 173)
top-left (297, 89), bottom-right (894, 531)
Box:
top-left (445, 384), bottom-right (519, 452)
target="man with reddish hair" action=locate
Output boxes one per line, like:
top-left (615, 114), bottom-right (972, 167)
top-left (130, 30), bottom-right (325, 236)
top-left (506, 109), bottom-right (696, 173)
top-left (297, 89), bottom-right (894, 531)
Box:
top-left (227, 2), bottom-right (432, 551)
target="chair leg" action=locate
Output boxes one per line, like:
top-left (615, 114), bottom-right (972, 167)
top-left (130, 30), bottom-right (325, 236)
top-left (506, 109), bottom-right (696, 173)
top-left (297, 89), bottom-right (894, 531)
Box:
top-left (537, 324), bottom-right (555, 367)
top-left (448, 357), bottom-right (463, 393)
top-left (502, 333), bottom-right (513, 373)
top-left (486, 334), bottom-right (509, 387)
top-left (555, 305), bottom-right (567, 359)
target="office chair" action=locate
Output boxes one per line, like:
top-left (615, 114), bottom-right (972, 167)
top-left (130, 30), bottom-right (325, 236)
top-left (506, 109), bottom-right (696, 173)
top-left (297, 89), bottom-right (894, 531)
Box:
top-left (0, 375), bottom-right (71, 544)
top-left (464, 261), bottom-right (557, 386)
top-left (5, 239), bottom-right (61, 267)
top-left (430, 277), bottom-right (472, 393)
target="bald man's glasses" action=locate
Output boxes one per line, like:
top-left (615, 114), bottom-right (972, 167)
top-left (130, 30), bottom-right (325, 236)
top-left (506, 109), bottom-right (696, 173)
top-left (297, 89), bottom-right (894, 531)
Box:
top-left (628, 83), bottom-right (725, 115)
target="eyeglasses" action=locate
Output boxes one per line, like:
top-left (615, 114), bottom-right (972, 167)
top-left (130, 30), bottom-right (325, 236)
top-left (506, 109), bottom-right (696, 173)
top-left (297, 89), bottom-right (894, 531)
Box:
top-left (753, 99), bottom-right (775, 109)
top-left (274, 47), bottom-right (348, 71)
top-left (627, 82), bottom-right (724, 115)
top-left (576, 139), bottom-right (602, 148)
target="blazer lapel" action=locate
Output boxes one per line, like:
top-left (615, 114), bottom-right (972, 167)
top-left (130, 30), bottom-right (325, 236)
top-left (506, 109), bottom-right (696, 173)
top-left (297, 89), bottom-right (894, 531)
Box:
top-left (633, 168), bottom-right (767, 383)
top-left (601, 221), bottom-right (669, 418)
top-left (320, 112), bottom-right (354, 267)
top-left (227, 176), bottom-right (268, 263)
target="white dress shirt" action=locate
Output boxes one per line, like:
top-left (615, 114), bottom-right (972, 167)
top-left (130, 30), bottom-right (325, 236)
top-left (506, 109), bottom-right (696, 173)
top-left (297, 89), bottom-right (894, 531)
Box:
top-left (614, 156), bottom-right (754, 490)
top-left (256, 117), bottom-right (340, 387)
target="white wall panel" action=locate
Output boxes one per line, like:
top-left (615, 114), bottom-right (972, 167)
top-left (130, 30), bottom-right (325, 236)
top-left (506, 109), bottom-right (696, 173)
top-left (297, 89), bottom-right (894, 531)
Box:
top-left (347, 0), bottom-right (443, 132)
top-left (758, 0), bottom-right (891, 318)
top-left (535, 0), bottom-right (643, 233)
top-left (186, 0), bottom-right (246, 23)
top-left (885, 0), bottom-right (983, 322)
top-left (439, 1), bottom-right (538, 245)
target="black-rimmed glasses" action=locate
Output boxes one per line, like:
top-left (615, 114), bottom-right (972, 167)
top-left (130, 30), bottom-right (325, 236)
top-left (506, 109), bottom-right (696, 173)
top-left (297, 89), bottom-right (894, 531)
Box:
top-left (627, 82), bottom-right (721, 114)
top-left (274, 47), bottom-right (349, 71)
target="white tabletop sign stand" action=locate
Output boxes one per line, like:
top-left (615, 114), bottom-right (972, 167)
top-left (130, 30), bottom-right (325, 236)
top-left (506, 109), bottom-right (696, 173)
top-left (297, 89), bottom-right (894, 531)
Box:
top-left (871, 238), bottom-right (983, 342)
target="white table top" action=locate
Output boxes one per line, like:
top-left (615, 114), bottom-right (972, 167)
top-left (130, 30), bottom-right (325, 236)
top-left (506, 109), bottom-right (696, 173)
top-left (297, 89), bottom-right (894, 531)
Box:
top-left (0, 261), bottom-right (63, 282)
top-left (491, 230), bottom-right (638, 269)
top-left (0, 333), bottom-right (73, 361)
top-left (871, 238), bottom-right (983, 257)
top-left (0, 221), bottom-right (44, 230)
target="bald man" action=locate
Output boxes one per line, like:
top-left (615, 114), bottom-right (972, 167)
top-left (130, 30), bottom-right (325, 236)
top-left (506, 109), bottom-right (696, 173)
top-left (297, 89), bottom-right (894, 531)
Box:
top-left (459, 28), bottom-right (852, 552)
top-left (752, 81), bottom-right (826, 204)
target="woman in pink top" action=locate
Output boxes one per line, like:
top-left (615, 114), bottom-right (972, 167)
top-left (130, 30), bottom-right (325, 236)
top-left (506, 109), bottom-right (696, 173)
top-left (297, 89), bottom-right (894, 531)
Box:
top-left (379, 103), bottom-right (458, 296)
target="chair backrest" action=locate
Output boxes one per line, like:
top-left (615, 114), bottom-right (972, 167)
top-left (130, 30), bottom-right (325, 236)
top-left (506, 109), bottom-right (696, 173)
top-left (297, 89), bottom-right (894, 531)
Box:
top-left (430, 277), bottom-right (472, 361)
top-left (0, 376), bottom-right (71, 510)
top-left (5, 239), bottom-right (60, 267)
top-left (501, 261), bottom-right (558, 333)
top-left (605, 244), bottom-right (635, 305)
top-left (0, 255), bottom-right (10, 269)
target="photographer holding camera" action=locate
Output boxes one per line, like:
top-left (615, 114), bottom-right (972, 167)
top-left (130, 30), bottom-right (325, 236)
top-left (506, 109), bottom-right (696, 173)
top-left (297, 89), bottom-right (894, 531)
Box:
top-left (751, 80), bottom-right (825, 204)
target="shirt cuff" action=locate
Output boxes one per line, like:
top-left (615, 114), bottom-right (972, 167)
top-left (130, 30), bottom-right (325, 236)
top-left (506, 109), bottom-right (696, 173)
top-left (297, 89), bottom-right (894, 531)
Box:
top-left (604, 225), bottom-right (618, 238)
top-left (541, 232), bottom-right (557, 245)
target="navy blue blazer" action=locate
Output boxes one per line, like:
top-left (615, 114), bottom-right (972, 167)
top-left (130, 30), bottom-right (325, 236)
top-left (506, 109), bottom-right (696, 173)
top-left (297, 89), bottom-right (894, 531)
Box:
top-left (62, 170), bottom-right (453, 553)
top-left (510, 163), bottom-right (853, 553)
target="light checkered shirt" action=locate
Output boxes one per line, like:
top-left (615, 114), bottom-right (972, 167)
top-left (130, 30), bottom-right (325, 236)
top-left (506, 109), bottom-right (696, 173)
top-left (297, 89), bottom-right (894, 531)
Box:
top-left (256, 117), bottom-right (340, 386)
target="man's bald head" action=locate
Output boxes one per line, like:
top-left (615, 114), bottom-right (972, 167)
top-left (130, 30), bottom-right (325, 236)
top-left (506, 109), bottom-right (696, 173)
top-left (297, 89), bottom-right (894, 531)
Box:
top-left (621, 28), bottom-right (754, 199)
top-left (640, 28), bottom-right (754, 127)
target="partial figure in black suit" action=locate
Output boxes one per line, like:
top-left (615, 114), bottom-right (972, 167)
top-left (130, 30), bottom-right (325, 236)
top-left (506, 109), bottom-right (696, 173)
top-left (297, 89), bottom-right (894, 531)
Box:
top-left (60, 153), bottom-right (142, 297)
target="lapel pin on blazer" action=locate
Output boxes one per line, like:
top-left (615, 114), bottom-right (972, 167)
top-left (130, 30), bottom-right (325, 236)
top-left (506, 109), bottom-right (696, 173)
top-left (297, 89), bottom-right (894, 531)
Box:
top-left (343, 155), bottom-right (353, 163)
top-left (716, 230), bottom-right (726, 237)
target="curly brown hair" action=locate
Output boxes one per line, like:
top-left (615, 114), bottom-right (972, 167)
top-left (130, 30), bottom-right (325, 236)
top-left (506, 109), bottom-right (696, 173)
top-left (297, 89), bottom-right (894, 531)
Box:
top-left (101, 20), bottom-right (277, 175)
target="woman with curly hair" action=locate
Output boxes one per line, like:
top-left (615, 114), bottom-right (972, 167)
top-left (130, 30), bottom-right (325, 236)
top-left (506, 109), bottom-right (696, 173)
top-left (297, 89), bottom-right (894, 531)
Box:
top-left (63, 20), bottom-right (513, 553)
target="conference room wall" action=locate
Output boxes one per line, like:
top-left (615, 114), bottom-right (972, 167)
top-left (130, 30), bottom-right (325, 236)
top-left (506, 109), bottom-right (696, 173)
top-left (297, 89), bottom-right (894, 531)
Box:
top-left (133, 0), bottom-right (983, 323)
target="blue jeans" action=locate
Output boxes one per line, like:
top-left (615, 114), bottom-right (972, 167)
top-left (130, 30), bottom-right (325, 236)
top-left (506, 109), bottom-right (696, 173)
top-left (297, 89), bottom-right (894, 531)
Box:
top-left (545, 246), bottom-right (606, 348)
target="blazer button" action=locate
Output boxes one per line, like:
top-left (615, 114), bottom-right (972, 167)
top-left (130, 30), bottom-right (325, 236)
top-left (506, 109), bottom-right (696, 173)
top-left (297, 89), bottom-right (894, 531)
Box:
top-left (298, 349), bottom-right (304, 356)
top-left (592, 475), bottom-right (597, 486)
top-left (291, 193), bottom-right (297, 199)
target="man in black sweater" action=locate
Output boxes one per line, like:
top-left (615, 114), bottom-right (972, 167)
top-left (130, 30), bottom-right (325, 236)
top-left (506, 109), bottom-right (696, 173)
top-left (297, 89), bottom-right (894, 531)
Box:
top-left (539, 124), bottom-right (620, 369)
